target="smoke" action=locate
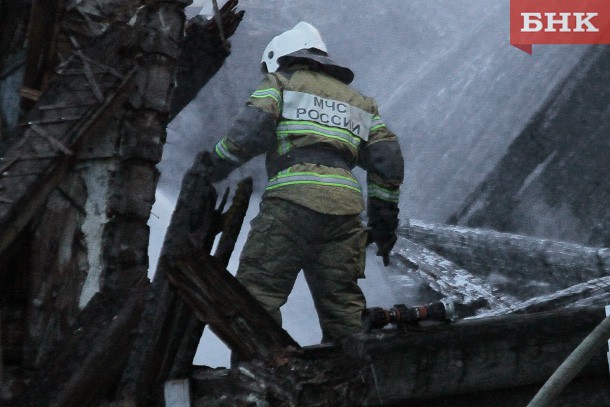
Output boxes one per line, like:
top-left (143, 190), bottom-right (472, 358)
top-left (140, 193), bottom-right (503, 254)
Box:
top-left (149, 0), bottom-right (587, 367)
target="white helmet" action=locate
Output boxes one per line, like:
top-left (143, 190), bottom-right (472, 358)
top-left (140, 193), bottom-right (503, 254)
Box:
top-left (261, 22), bottom-right (328, 73)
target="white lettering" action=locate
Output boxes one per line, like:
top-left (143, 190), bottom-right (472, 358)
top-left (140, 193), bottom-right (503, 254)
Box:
top-left (521, 13), bottom-right (543, 32)
top-left (522, 12), bottom-right (600, 33)
top-left (544, 13), bottom-right (572, 32)
top-left (282, 91), bottom-right (372, 141)
top-left (573, 12), bottom-right (599, 32)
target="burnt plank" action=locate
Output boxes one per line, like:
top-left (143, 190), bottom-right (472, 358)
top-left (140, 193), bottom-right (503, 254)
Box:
top-left (213, 177), bottom-right (253, 266)
top-left (190, 306), bottom-right (610, 406)
top-left (122, 172), bottom-right (255, 404)
top-left (168, 252), bottom-right (300, 362)
top-left (170, 177), bottom-right (254, 379)
top-left (170, 0), bottom-right (245, 118)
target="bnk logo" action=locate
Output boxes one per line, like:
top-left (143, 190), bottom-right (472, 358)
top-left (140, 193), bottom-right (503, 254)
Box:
top-left (510, 0), bottom-right (610, 54)
top-left (521, 13), bottom-right (599, 32)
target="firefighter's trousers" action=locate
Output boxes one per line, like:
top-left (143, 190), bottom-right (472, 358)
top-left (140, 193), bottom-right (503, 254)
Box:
top-left (236, 198), bottom-right (367, 342)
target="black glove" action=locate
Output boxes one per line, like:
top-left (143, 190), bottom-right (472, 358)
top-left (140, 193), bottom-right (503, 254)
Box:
top-left (367, 198), bottom-right (399, 266)
top-left (193, 151), bottom-right (237, 183)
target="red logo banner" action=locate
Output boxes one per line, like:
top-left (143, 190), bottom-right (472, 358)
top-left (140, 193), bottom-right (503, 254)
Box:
top-left (510, 0), bottom-right (610, 54)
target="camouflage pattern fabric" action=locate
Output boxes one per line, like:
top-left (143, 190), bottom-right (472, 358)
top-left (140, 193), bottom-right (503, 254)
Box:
top-left (237, 198), bottom-right (367, 342)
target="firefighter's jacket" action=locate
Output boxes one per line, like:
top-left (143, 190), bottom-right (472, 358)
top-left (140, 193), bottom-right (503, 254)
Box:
top-left (212, 66), bottom-right (404, 215)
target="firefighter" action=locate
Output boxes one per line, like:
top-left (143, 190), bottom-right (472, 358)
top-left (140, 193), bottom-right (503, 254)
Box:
top-left (199, 22), bottom-right (404, 342)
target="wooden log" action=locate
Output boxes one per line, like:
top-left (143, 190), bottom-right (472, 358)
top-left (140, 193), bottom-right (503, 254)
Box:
top-left (347, 306), bottom-right (609, 405)
top-left (214, 177), bottom-right (253, 265)
top-left (123, 271), bottom-right (197, 405)
top-left (102, 0), bottom-right (189, 294)
top-left (400, 219), bottom-right (610, 299)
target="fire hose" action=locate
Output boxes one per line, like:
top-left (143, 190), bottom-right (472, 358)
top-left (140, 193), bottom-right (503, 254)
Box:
top-left (527, 313), bottom-right (610, 407)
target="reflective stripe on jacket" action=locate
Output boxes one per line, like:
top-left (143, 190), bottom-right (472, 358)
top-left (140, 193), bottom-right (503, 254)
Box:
top-left (212, 66), bottom-right (404, 215)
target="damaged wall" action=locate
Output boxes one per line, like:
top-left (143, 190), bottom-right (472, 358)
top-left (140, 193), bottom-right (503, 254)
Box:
top-left (1, 0), bottom-right (158, 403)
top-left (1, 0), bottom-right (244, 404)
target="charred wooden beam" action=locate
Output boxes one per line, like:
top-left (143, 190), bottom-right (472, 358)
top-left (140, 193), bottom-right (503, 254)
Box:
top-left (190, 307), bottom-right (610, 406)
top-left (168, 252), bottom-right (300, 362)
top-left (400, 219), bottom-right (610, 300)
top-left (214, 177), bottom-right (252, 265)
top-left (101, 0), bottom-right (188, 294)
top-left (170, 0), bottom-right (245, 118)
top-left (389, 236), bottom-right (520, 317)
top-left (21, 0), bottom-right (66, 112)
top-left (120, 168), bottom-right (257, 405)
top-left (169, 177), bottom-right (253, 380)
top-left (157, 167), bottom-right (296, 367)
